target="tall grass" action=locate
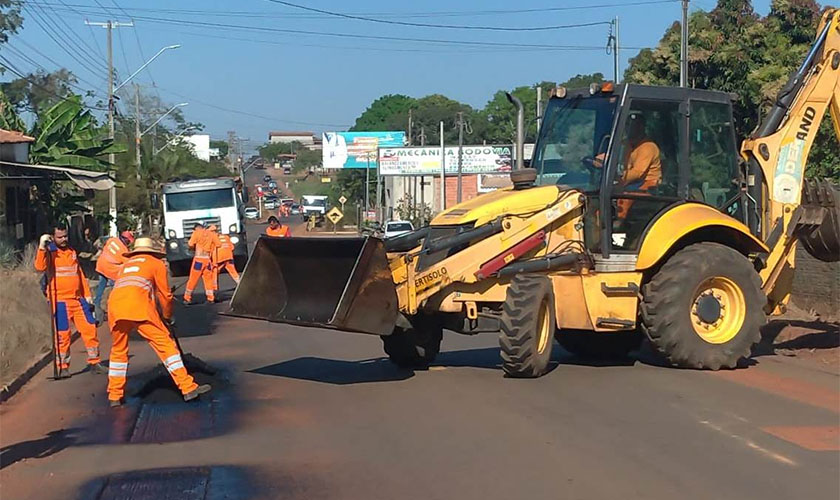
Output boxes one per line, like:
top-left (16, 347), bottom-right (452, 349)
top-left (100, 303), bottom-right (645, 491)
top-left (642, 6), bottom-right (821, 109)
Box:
top-left (0, 244), bottom-right (52, 389)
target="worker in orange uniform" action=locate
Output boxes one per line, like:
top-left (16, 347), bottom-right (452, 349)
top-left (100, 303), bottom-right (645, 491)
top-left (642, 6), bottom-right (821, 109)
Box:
top-left (106, 237), bottom-right (211, 407)
top-left (35, 225), bottom-right (105, 378)
top-left (93, 229), bottom-right (134, 321)
top-left (184, 222), bottom-right (221, 304)
top-left (265, 215), bottom-right (291, 237)
top-left (593, 113), bottom-right (662, 218)
top-left (209, 225), bottom-right (240, 287)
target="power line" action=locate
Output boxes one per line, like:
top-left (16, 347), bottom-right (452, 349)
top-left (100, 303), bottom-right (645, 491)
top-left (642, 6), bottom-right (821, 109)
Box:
top-left (99, 14), bottom-right (613, 50)
top-left (154, 85), bottom-right (350, 128)
top-left (3, 41), bottom-right (105, 95)
top-left (265, 0), bottom-right (610, 31)
top-left (21, 4), bottom-right (106, 79)
top-left (27, 1), bottom-right (679, 19)
top-left (0, 55), bottom-right (109, 111)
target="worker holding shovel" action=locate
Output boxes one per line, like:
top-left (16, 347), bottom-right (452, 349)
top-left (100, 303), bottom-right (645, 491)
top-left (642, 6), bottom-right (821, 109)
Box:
top-left (35, 225), bottom-right (105, 379)
top-left (106, 237), bottom-right (210, 407)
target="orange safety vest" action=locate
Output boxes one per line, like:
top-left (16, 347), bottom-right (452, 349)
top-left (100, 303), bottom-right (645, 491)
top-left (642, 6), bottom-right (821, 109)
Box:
top-left (188, 227), bottom-right (221, 259)
top-left (215, 234), bottom-right (235, 263)
top-left (95, 236), bottom-right (129, 280)
top-left (35, 246), bottom-right (92, 301)
top-left (108, 254), bottom-right (173, 326)
top-left (266, 225), bottom-right (290, 237)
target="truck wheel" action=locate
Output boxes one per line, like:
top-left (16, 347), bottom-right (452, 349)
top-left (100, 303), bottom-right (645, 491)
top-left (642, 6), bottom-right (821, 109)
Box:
top-left (499, 275), bottom-right (555, 378)
top-left (640, 242), bottom-right (765, 370)
top-left (555, 329), bottom-right (642, 359)
top-left (382, 320), bottom-right (442, 368)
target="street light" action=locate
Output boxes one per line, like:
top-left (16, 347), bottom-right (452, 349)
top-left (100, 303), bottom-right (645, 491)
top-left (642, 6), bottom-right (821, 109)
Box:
top-left (154, 125), bottom-right (198, 154)
top-left (142, 103), bottom-right (188, 136)
top-left (114, 44), bottom-right (180, 94)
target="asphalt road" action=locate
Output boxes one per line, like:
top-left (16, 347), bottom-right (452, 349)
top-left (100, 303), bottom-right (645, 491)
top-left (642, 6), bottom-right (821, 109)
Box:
top-left (1, 217), bottom-right (838, 500)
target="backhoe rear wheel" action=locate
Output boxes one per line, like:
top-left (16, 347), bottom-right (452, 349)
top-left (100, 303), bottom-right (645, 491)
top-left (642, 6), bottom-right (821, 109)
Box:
top-left (499, 275), bottom-right (555, 378)
top-left (641, 242), bottom-right (765, 370)
top-left (382, 317), bottom-right (443, 368)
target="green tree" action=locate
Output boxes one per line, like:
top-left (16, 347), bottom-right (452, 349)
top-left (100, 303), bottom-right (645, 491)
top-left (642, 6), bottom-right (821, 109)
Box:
top-left (210, 139), bottom-right (228, 157)
top-left (1, 69), bottom-right (84, 117)
top-left (0, 0), bottom-right (22, 47)
top-left (258, 140), bottom-right (303, 161)
top-left (0, 89), bottom-right (24, 131)
top-left (350, 94), bottom-right (415, 133)
top-left (293, 147), bottom-right (320, 172)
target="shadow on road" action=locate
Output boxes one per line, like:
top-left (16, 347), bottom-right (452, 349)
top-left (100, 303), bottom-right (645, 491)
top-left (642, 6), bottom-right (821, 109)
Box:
top-left (0, 428), bottom-right (81, 470)
top-left (755, 319), bottom-right (840, 356)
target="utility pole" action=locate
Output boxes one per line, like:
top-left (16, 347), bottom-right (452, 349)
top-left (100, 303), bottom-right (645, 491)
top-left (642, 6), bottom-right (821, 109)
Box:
top-left (134, 84), bottom-right (141, 181)
top-left (419, 126), bottom-right (426, 225)
top-left (439, 121), bottom-right (445, 212)
top-left (456, 111), bottom-right (464, 204)
top-left (86, 19), bottom-right (133, 236)
top-left (407, 108), bottom-right (414, 220)
top-left (680, 0), bottom-right (689, 87)
top-left (227, 130), bottom-right (237, 172)
top-left (536, 87), bottom-right (542, 137)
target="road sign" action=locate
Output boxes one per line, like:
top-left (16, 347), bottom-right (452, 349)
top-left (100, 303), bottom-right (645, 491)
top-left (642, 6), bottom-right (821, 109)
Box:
top-left (326, 207), bottom-right (343, 224)
top-left (338, 195), bottom-right (347, 205)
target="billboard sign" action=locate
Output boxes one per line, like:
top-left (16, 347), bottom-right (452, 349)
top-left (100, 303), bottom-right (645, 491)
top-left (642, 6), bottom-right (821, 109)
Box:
top-left (323, 131), bottom-right (406, 169)
top-left (378, 145), bottom-right (514, 176)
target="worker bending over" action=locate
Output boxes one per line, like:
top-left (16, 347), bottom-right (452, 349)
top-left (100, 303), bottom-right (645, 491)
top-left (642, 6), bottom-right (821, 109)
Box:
top-left (184, 222), bottom-right (220, 304)
top-left (106, 237), bottom-right (210, 406)
top-left (35, 226), bottom-right (105, 378)
top-left (210, 224), bottom-right (240, 287)
top-left (93, 229), bottom-right (134, 321)
top-left (265, 215), bottom-right (290, 237)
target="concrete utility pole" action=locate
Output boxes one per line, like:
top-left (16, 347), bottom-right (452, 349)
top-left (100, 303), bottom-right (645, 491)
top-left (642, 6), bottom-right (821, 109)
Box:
top-left (86, 19), bottom-right (133, 235)
top-left (439, 121), bottom-right (445, 212)
top-left (536, 86), bottom-right (542, 136)
top-left (419, 126), bottom-right (426, 225)
top-left (614, 17), bottom-right (621, 83)
top-left (680, 0), bottom-right (689, 87)
top-left (456, 111), bottom-right (464, 204)
top-left (227, 131), bottom-right (237, 171)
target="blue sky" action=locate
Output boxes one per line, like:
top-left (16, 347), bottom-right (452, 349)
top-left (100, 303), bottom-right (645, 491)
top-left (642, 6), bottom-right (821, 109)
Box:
top-left (4, 0), bottom-right (774, 151)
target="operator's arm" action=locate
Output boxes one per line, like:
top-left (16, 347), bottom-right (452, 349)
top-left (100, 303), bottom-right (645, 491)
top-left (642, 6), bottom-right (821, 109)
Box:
top-left (34, 248), bottom-right (48, 272)
top-left (620, 142), bottom-right (658, 187)
top-left (187, 231), bottom-right (198, 249)
top-left (153, 260), bottom-right (174, 321)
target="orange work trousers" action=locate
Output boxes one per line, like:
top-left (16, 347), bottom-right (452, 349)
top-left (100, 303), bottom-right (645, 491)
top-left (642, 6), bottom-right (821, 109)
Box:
top-left (52, 298), bottom-right (99, 369)
top-left (184, 256), bottom-right (215, 303)
top-left (213, 259), bottom-right (240, 287)
top-left (107, 319), bottom-right (198, 401)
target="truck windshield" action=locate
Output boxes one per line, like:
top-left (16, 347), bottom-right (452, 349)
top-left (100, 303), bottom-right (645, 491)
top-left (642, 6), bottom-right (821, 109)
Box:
top-left (533, 95), bottom-right (618, 192)
top-left (166, 188), bottom-right (234, 211)
top-left (305, 199), bottom-right (326, 207)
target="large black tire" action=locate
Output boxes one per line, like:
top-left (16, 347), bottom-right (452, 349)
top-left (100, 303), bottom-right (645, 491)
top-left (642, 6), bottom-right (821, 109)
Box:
top-left (382, 317), bottom-right (443, 368)
top-left (499, 275), bottom-right (556, 378)
top-left (640, 242), bottom-right (765, 370)
top-left (555, 329), bottom-right (642, 359)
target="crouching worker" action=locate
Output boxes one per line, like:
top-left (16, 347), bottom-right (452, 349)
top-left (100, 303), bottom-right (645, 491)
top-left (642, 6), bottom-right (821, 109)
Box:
top-left (107, 237), bottom-right (210, 407)
top-left (35, 226), bottom-right (104, 379)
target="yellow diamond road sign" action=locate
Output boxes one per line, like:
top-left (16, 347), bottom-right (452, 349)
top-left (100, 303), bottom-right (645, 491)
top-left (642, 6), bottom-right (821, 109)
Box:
top-left (338, 195), bottom-right (347, 205)
top-left (327, 207), bottom-right (343, 224)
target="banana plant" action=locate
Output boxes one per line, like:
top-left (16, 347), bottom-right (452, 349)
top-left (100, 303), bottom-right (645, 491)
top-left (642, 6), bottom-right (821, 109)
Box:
top-left (28, 95), bottom-right (124, 170)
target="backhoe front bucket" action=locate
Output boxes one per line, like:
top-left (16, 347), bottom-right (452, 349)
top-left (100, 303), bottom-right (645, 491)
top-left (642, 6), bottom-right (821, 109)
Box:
top-left (228, 236), bottom-right (399, 335)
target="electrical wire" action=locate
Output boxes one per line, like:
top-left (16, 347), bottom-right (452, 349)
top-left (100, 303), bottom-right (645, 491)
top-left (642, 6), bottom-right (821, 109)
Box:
top-left (3, 43), bottom-right (104, 96)
top-left (0, 55), bottom-right (109, 111)
top-left (21, 4), bottom-right (106, 79)
top-left (264, 0), bottom-right (610, 31)
top-left (153, 85), bottom-right (350, 128)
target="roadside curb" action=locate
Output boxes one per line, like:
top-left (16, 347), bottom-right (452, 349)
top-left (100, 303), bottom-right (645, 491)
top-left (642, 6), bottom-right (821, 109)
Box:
top-left (0, 331), bottom-right (80, 404)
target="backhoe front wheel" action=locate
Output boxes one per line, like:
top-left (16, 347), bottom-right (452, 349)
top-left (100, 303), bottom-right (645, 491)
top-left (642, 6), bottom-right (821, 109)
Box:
top-left (382, 317), bottom-right (443, 368)
top-left (641, 242), bottom-right (765, 370)
top-left (500, 275), bottom-right (555, 378)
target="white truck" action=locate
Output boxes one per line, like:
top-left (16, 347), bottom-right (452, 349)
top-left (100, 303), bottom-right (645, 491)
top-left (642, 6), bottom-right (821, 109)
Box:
top-left (161, 178), bottom-right (248, 276)
top-left (301, 195), bottom-right (329, 221)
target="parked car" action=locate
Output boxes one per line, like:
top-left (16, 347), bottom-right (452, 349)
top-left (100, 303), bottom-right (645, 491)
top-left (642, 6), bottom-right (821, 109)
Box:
top-left (244, 207), bottom-right (259, 219)
top-left (263, 196), bottom-right (278, 209)
top-left (383, 220), bottom-right (414, 239)
top-left (291, 203), bottom-right (302, 214)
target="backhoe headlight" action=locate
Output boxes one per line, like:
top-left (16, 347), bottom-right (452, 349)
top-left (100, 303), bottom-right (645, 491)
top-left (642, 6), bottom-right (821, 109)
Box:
top-left (230, 236), bottom-right (240, 245)
top-left (229, 223), bottom-right (238, 234)
top-left (169, 241), bottom-right (178, 249)
top-left (167, 229), bottom-right (176, 239)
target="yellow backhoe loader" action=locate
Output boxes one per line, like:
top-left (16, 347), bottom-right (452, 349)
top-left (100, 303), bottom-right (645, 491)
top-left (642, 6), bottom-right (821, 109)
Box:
top-left (230, 10), bottom-right (840, 376)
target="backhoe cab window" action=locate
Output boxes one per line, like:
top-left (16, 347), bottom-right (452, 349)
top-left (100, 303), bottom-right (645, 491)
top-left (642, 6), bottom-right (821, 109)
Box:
top-left (534, 95), bottom-right (617, 192)
top-left (689, 101), bottom-right (740, 211)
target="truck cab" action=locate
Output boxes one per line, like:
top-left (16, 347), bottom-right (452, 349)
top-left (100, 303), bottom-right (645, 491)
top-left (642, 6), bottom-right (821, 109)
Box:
top-left (162, 178), bottom-right (248, 276)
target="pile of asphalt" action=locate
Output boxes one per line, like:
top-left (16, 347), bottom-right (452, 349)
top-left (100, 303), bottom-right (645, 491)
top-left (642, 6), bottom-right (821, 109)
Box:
top-left (132, 356), bottom-right (223, 404)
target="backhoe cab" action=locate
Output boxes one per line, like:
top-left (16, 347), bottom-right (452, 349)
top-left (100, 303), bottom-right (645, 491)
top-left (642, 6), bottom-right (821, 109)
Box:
top-left (230, 9), bottom-right (839, 376)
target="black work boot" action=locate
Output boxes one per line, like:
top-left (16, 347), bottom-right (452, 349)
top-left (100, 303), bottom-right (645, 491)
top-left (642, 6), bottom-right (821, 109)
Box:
top-left (109, 398), bottom-right (125, 408)
top-left (89, 363), bottom-right (107, 375)
top-left (183, 384), bottom-right (211, 402)
top-left (57, 368), bottom-right (70, 380)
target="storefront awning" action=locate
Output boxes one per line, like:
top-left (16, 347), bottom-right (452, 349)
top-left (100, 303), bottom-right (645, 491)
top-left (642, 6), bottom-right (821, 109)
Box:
top-left (0, 160), bottom-right (115, 190)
